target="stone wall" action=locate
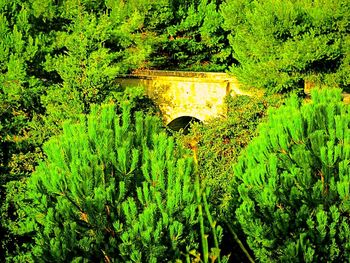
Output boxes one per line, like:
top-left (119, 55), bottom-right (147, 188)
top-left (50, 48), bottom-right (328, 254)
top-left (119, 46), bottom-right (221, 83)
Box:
top-left (116, 70), bottom-right (250, 124)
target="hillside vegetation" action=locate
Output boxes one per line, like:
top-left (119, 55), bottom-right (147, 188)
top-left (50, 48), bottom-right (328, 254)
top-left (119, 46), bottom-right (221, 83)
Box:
top-left (1, 0), bottom-right (349, 262)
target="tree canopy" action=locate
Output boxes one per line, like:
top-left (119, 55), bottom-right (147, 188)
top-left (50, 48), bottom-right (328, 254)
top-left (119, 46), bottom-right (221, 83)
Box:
top-left (222, 0), bottom-right (350, 92)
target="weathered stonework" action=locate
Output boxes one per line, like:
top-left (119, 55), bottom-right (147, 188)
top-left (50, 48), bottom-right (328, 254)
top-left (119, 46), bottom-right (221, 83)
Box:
top-left (116, 70), bottom-right (250, 124)
top-left (116, 72), bottom-right (350, 124)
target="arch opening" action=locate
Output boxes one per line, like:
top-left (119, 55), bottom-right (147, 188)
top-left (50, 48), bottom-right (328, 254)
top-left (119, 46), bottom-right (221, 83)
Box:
top-left (167, 116), bottom-right (201, 134)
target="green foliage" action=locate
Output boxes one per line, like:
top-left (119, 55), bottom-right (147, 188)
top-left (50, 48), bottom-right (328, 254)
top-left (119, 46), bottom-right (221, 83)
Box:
top-left (3, 0), bottom-right (350, 261)
top-left (106, 0), bottom-right (232, 71)
top-left (179, 93), bottom-right (284, 211)
top-left (151, 0), bottom-right (231, 71)
top-left (0, 0), bottom-right (44, 176)
top-left (23, 104), bottom-right (226, 262)
top-left (0, 0), bottom-right (162, 258)
top-left (176, 93), bottom-right (284, 261)
top-left (221, 0), bottom-right (350, 92)
top-left (233, 88), bottom-right (350, 262)
top-left (0, 1), bottom-right (48, 258)
top-left (40, 0), bottom-right (157, 133)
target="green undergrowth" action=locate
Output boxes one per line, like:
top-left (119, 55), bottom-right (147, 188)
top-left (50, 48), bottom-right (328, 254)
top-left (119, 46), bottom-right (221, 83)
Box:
top-left (175, 92), bottom-right (285, 261)
top-left (233, 88), bottom-right (350, 262)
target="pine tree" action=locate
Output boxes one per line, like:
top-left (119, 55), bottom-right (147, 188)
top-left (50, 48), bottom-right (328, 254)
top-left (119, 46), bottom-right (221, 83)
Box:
top-left (0, 1), bottom-right (49, 259)
top-left (233, 88), bottom-right (350, 262)
top-left (151, 0), bottom-right (231, 71)
top-left (221, 0), bottom-right (350, 92)
top-left (0, 0), bottom-right (177, 258)
top-left (24, 104), bottom-right (226, 262)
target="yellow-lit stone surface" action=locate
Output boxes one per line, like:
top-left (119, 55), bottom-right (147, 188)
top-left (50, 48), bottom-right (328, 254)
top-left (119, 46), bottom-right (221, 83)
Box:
top-left (116, 70), bottom-right (251, 124)
top-left (117, 72), bottom-right (350, 124)
top-left (343, 93), bottom-right (350, 104)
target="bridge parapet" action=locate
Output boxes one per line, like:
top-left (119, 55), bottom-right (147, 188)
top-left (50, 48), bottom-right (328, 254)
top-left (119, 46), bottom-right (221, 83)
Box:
top-left (115, 70), bottom-right (251, 126)
top-left (116, 71), bottom-right (350, 129)
top-left (126, 69), bottom-right (230, 79)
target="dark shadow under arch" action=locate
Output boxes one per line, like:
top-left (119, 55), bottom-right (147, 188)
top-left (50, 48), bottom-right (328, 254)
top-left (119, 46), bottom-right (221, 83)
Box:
top-left (167, 116), bottom-right (202, 134)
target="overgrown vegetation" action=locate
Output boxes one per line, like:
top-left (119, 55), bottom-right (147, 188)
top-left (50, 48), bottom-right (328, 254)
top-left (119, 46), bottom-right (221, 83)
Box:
top-left (1, 0), bottom-right (349, 262)
top-left (175, 93), bottom-right (285, 262)
top-left (178, 94), bottom-right (285, 210)
top-left (18, 104), bottom-right (226, 262)
top-left (222, 0), bottom-right (350, 92)
top-left (234, 88), bottom-right (350, 262)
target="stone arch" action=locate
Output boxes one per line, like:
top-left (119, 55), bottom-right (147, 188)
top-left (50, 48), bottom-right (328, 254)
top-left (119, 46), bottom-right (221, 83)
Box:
top-left (167, 116), bottom-right (202, 134)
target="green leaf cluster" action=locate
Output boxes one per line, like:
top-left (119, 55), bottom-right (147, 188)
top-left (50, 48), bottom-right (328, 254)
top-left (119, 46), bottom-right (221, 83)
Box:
top-left (2, 0), bottom-right (350, 261)
top-left (233, 88), bottom-right (350, 262)
top-left (178, 93), bottom-right (284, 212)
top-left (0, 0), bottom-right (162, 257)
top-left (151, 0), bottom-right (231, 71)
top-left (22, 104), bottom-right (226, 262)
top-left (0, 1), bottom-right (48, 257)
top-left (175, 92), bottom-right (284, 261)
top-left (222, 0), bottom-right (350, 92)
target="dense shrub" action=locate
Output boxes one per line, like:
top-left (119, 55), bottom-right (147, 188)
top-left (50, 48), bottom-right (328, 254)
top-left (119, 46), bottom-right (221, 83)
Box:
top-left (176, 93), bottom-right (284, 262)
top-left (0, 1), bottom-right (48, 258)
top-left (234, 88), bottom-right (350, 262)
top-left (22, 104), bottom-right (226, 262)
top-left (222, 0), bottom-right (350, 92)
top-left (179, 93), bottom-right (284, 210)
top-left (0, 0), bottom-right (163, 257)
top-left (0, 2), bottom-right (230, 257)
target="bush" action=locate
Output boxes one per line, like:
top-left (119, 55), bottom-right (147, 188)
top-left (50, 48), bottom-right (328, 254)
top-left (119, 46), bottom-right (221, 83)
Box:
top-left (233, 88), bottom-right (350, 262)
top-left (179, 93), bottom-right (284, 211)
top-left (176, 93), bottom-right (284, 262)
top-left (23, 103), bottom-right (226, 262)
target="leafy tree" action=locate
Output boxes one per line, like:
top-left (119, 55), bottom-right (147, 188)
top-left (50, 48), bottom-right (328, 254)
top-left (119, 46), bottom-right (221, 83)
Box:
top-left (151, 0), bottom-right (231, 71)
top-left (40, 0), bottom-right (161, 132)
top-left (23, 104), bottom-right (227, 262)
top-left (233, 88), bottom-right (350, 261)
top-left (0, 1), bottom-right (48, 258)
top-left (0, 0), bottom-right (163, 259)
top-left (0, 0), bottom-right (44, 177)
top-left (109, 0), bottom-right (232, 71)
top-left (221, 0), bottom-right (350, 92)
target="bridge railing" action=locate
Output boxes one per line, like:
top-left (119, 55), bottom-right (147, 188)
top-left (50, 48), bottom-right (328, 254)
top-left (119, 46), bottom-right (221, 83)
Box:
top-left (117, 69), bottom-right (233, 81)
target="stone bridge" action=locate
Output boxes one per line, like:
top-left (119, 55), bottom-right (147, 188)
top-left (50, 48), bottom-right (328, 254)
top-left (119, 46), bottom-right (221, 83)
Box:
top-left (115, 70), bottom-right (250, 130)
